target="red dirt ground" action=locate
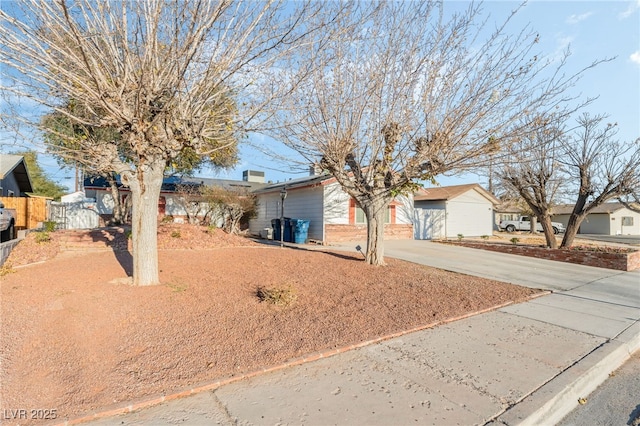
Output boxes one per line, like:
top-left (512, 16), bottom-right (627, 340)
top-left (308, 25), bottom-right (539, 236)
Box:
top-left (1, 226), bottom-right (539, 425)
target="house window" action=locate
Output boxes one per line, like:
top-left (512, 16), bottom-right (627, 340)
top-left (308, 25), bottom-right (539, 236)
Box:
top-left (355, 206), bottom-right (391, 224)
top-left (622, 217), bottom-right (634, 226)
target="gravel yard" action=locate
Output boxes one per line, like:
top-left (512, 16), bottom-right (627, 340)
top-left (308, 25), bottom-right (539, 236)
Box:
top-left (1, 225), bottom-right (539, 424)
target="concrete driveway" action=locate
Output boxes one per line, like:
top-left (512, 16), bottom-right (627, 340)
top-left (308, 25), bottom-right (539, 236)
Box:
top-left (334, 239), bottom-right (637, 292)
top-left (576, 234), bottom-right (640, 246)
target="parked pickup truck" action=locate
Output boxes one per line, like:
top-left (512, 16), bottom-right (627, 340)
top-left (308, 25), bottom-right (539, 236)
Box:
top-left (0, 201), bottom-right (16, 242)
top-left (499, 215), bottom-right (565, 234)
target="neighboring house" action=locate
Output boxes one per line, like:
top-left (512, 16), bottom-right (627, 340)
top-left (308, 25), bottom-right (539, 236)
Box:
top-left (84, 172), bottom-right (267, 223)
top-left (551, 202), bottom-right (640, 235)
top-left (0, 154), bottom-right (33, 197)
top-left (249, 171), bottom-right (414, 244)
top-left (0, 155), bottom-right (48, 231)
top-left (493, 201), bottom-right (525, 230)
top-left (413, 183), bottom-right (499, 239)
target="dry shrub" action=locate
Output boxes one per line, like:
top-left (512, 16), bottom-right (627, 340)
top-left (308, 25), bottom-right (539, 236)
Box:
top-left (256, 285), bottom-right (297, 307)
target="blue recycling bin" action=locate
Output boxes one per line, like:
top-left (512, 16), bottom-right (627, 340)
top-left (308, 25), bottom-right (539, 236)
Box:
top-left (290, 219), bottom-right (310, 244)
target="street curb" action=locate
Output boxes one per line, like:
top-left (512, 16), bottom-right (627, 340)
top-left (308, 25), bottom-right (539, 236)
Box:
top-left (495, 321), bottom-right (640, 426)
top-left (55, 292), bottom-right (548, 426)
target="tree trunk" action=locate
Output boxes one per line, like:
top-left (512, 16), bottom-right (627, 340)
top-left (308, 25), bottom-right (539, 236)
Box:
top-left (362, 197), bottom-right (390, 266)
top-left (107, 174), bottom-right (123, 225)
top-left (529, 215), bottom-right (538, 234)
top-left (126, 160), bottom-right (165, 286)
top-left (561, 212), bottom-right (587, 248)
top-left (538, 215), bottom-right (558, 249)
top-left (561, 195), bottom-right (589, 248)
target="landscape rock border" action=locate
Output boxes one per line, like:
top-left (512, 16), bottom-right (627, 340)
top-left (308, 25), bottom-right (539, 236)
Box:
top-left (442, 240), bottom-right (640, 271)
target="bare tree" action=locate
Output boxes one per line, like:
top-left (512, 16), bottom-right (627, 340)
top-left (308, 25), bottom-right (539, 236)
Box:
top-left (202, 186), bottom-right (257, 234)
top-left (499, 114), bottom-right (567, 248)
top-left (618, 194), bottom-right (640, 213)
top-left (559, 113), bottom-right (640, 247)
top-left (173, 183), bottom-right (213, 225)
top-left (0, 0), bottom-right (327, 285)
top-left (266, 2), bottom-right (599, 265)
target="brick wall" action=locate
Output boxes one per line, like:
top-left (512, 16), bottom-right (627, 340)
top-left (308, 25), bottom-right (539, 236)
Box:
top-left (446, 241), bottom-right (640, 271)
top-left (325, 224), bottom-right (413, 244)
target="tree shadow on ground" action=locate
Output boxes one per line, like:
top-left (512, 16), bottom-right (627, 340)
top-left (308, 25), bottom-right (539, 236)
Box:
top-left (112, 248), bottom-right (133, 276)
top-left (89, 227), bottom-right (133, 277)
top-left (628, 404), bottom-right (640, 426)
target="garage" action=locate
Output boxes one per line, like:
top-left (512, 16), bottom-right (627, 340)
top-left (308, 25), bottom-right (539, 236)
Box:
top-left (414, 184), bottom-right (498, 239)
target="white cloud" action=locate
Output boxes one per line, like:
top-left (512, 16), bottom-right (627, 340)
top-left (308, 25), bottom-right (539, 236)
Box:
top-left (619, 0), bottom-right (640, 19)
top-left (566, 12), bottom-right (593, 25)
top-left (630, 50), bottom-right (640, 66)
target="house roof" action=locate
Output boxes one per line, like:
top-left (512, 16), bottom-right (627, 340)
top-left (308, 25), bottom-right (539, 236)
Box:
top-left (252, 173), bottom-right (335, 194)
top-left (84, 175), bottom-right (268, 192)
top-left (414, 183), bottom-right (499, 205)
top-left (0, 154), bottom-right (34, 193)
top-left (494, 200), bottom-right (525, 214)
top-left (552, 202), bottom-right (634, 215)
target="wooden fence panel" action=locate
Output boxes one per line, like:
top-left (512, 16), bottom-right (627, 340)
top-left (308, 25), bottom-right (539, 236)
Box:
top-left (0, 197), bottom-right (27, 228)
top-left (27, 198), bottom-right (48, 229)
top-left (0, 197), bottom-right (49, 229)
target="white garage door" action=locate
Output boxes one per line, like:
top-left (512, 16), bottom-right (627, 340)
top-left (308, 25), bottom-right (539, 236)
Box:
top-left (414, 208), bottom-right (445, 239)
top-left (446, 200), bottom-right (492, 237)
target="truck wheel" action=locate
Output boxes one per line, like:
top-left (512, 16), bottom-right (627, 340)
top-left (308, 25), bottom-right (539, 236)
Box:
top-left (506, 225), bottom-right (516, 233)
top-left (553, 227), bottom-right (559, 235)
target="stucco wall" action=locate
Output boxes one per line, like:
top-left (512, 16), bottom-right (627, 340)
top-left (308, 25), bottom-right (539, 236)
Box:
top-left (323, 183), bottom-right (350, 225)
top-left (611, 209), bottom-right (640, 235)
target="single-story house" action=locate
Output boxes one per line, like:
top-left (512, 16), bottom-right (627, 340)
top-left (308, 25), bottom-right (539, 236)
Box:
top-left (249, 171), bottom-right (414, 244)
top-left (493, 201), bottom-right (525, 230)
top-left (413, 183), bottom-right (499, 239)
top-left (552, 202), bottom-right (640, 235)
top-left (84, 172), bottom-right (267, 223)
top-left (0, 154), bottom-right (33, 197)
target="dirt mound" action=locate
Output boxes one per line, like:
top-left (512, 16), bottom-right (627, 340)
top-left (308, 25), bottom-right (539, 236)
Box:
top-left (5, 224), bottom-right (258, 268)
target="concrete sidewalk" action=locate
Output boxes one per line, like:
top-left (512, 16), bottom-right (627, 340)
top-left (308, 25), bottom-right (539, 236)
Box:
top-left (83, 241), bottom-right (640, 426)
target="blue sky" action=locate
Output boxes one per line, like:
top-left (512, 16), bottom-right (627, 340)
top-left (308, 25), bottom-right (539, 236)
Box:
top-left (3, 1), bottom-right (639, 192)
top-left (213, 1), bottom-right (640, 188)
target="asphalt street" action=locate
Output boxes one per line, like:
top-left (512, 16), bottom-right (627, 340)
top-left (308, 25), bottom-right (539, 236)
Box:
top-left (559, 351), bottom-right (640, 426)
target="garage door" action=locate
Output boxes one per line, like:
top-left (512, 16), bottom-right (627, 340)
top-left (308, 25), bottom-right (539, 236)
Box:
top-left (446, 200), bottom-right (492, 237)
top-left (414, 208), bottom-right (445, 239)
